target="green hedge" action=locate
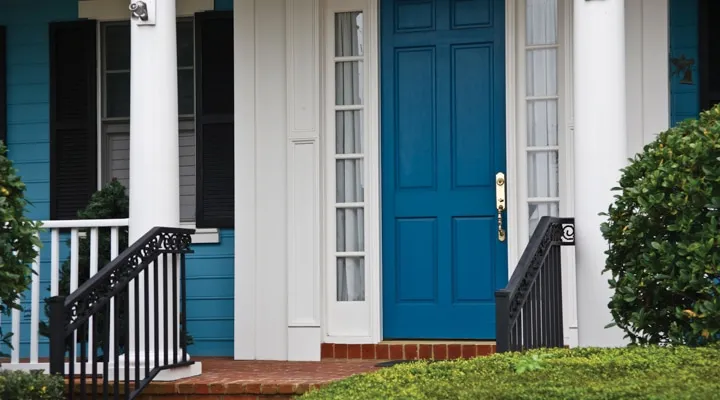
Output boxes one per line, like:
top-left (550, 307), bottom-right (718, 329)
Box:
top-left (0, 370), bottom-right (64, 400)
top-left (301, 346), bottom-right (720, 400)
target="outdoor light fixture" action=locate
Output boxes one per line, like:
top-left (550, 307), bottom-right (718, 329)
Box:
top-left (129, 0), bottom-right (156, 25)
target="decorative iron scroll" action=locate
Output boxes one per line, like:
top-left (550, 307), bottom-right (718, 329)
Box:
top-left (560, 218), bottom-right (575, 245)
top-left (63, 228), bottom-right (193, 332)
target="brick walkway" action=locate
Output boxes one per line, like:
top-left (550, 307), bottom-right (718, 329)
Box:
top-left (137, 358), bottom-right (378, 399)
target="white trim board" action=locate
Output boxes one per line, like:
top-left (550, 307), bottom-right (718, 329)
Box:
top-left (79, 0), bottom-right (214, 20)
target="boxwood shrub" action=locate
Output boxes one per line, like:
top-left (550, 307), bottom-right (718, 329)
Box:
top-left (600, 104), bottom-right (720, 345)
top-left (301, 346), bottom-right (720, 399)
top-left (0, 370), bottom-right (64, 400)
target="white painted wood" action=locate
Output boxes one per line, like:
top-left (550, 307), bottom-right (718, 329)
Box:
top-left (505, 0), bottom-right (520, 272)
top-left (322, 0), bottom-right (378, 343)
top-left (29, 240), bottom-right (40, 364)
top-left (573, 0), bottom-right (628, 347)
top-left (124, 0), bottom-right (200, 378)
top-left (624, 0), bottom-right (669, 156)
top-left (4, 220), bottom-right (129, 372)
top-left (79, 0), bottom-right (214, 20)
top-left (286, 0), bottom-right (321, 339)
top-left (288, 327), bottom-right (321, 361)
top-left (255, 0), bottom-right (289, 361)
top-left (287, 139), bottom-right (321, 327)
top-left (641, 0), bottom-right (669, 147)
top-left (233, 0), bottom-right (258, 361)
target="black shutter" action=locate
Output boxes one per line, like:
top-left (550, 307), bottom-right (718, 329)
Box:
top-left (0, 26), bottom-right (6, 146)
top-left (195, 11), bottom-right (234, 228)
top-left (49, 20), bottom-right (98, 220)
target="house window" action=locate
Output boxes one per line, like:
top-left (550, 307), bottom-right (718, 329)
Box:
top-left (100, 19), bottom-right (197, 223)
top-left (332, 11), bottom-right (366, 303)
top-left (525, 0), bottom-right (560, 236)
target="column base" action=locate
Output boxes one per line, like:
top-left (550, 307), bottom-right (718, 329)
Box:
top-left (107, 352), bottom-right (202, 382)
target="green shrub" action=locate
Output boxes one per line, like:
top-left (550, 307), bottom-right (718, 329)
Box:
top-left (600, 104), bottom-right (720, 346)
top-left (0, 141), bottom-right (42, 355)
top-left (0, 370), bottom-right (65, 400)
top-left (38, 178), bottom-right (193, 352)
top-left (301, 346), bottom-right (720, 400)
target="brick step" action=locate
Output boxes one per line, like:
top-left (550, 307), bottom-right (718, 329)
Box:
top-left (67, 358), bottom-right (378, 400)
top-left (321, 341), bottom-right (496, 361)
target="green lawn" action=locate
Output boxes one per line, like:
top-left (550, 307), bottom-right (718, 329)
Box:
top-left (301, 346), bottom-right (720, 400)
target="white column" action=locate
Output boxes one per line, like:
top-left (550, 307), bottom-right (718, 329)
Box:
top-left (124, 0), bottom-right (201, 380)
top-left (572, 0), bottom-right (628, 347)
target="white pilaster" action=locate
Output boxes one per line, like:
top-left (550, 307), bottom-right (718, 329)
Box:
top-left (572, 0), bottom-right (627, 347)
top-left (126, 0), bottom-right (200, 380)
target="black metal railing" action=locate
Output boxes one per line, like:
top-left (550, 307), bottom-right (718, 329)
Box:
top-left (495, 217), bottom-right (575, 353)
top-left (48, 227), bottom-right (195, 399)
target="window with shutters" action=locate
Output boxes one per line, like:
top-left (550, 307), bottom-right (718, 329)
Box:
top-left (100, 19), bottom-right (197, 223)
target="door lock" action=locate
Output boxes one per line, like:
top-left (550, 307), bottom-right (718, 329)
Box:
top-left (496, 172), bottom-right (506, 242)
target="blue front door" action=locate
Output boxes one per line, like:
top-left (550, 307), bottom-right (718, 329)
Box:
top-left (381, 0), bottom-right (507, 339)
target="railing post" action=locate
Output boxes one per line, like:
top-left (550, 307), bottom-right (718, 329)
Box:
top-left (495, 291), bottom-right (510, 353)
top-left (48, 296), bottom-right (66, 376)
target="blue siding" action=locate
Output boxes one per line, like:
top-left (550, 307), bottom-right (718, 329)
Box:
top-left (669, 0), bottom-right (700, 126)
top-left (0, 1), bottom-right (235, 357)
top-left (214, 0), bottom-right (233, 11)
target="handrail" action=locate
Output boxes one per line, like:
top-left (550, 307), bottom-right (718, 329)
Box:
top-left (48, 226), bottom-right (195, 399)
top-left (495, 216), bottom-right (575, 353)
top-left (41, 218), bottom-right (129, 229)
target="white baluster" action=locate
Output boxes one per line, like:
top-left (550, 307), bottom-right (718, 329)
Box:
top-left (109, 227), bottom-right (119, 361)
top-left (70, 228), bottom-right (79, 365)
top-left (10, 303), bottom-right (19, 364)
top-left (88, 228), bottom-right (99, 363)
top-left (30, 235), bottom-right (41, 364)
top-left (50, 229), bottom-right (60, 296)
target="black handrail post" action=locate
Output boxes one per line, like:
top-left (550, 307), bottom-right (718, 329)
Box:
top-left (495, 291), bottom-right (510, 353)
top-left (48, 295), bottom-right (66, 376)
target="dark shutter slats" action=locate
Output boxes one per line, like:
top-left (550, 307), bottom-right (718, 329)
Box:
top-left (49, 20), bottom-right (98, 220)
top-left (0, 26), bottom-right (7, 146)
top-left (195, 11), bottom-right (234, 228)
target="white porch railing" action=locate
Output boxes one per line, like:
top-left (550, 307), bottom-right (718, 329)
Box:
top-left (1, 218), bottom-right (129, 371)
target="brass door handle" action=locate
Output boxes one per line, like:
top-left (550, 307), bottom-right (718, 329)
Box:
top-left (496, 172), bottom-right (506, 242)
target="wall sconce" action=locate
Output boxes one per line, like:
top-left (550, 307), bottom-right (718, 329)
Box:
top-left (129, 0), bottom-right (155, 25)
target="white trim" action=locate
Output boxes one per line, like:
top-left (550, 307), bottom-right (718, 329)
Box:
top-left (79, 0), bottom-right (214, 20)
top-left (233, 0), bottom-right (258, 360)
top-left (321, 0), bottom-right (380, 344)
top-left (505, 0), bottom-right (520, 272)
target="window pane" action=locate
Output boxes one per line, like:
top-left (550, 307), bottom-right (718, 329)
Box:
top-left (527, 151), bottom-right (559, 198)
top-left (336, 208), bottom-right (364, 252)
top-left (106, 72), bottom-right (130, 118)
top-left (178, 69), bottom-right (194, 115)
top-left (177, 21), bottom-right (194, 68)
top-left (336, 159), bottom-right (364, 203)
top-left (335, 61), bottom-right (363, 105)
top-left (527, 100), bottom-right (558, 146)
top-left (526, 49), bottom-right (557, 97)
top-left (529, 202), bottom-right (559, 237)
top-left (526, 0), bottom-right (557, 45)
top-left (335, 12), bottom-right (364, 57)
top-left (336, 111), bottom-right (363, 154)
top-left (105, 24), bottom-right (130, 71)
top-left (337, 257), bottom-right (365, 301)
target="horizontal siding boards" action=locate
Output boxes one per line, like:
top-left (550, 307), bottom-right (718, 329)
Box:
top-left (0, 26), bottom-right (6, 145)
top-left (1, 0), bottom-right (235, 357)
top-left (669, 0), bottom-right (700, 126)
top-left (0, 0), bottom-right (80, 358)
top-left (49, 19), bottom-right (98, 220)
top-left (102, 118), bottom-right (197, 222)
top-left (184, 229), bottom-right (235, 356)
top-left (195, 10), bottom-right (234, 228)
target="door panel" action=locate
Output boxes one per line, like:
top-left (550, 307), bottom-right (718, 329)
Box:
top-left (381, 0), bottom-right (506, 339)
